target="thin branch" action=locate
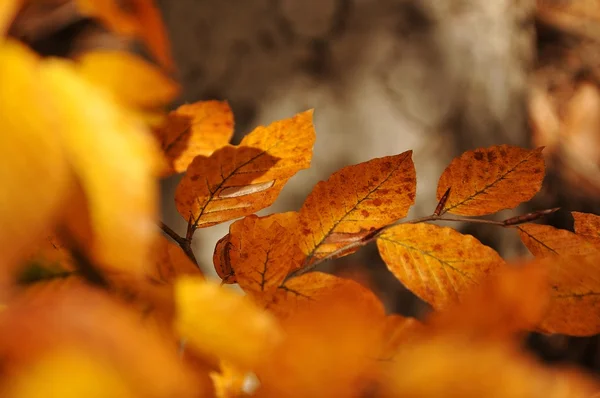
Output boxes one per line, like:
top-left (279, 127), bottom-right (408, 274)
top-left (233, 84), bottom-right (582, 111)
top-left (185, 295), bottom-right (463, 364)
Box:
top-left (160, 221), bottom-right (186, 245)
top-left (159, 221), bottom-right (201, 271)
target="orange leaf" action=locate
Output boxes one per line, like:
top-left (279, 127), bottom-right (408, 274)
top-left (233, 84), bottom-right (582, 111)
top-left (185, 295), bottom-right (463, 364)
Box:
top-left (155, 100), bottom-right (234, 175)
top-left (298, 151), bottom-right (416, 266)
top-left (77, 51), bottom-right (178, 110)
top-left (534, 255), bottom-right (600, 336)
top-left (219, 213), bottom-right (303, 294)
top-left (147, 234), bottom-right (201, 284)
top-left (517, 224), bottom-right (598, 258)
top-left (380, 314), bottom-right (423, 360)
top-left (436, 145), bottom-right (545, 216)
top-left (174, 277), bottom-right (282, 370)
top-left (256, 272), bottom-right (384, 318)
top-left (377, 223), bottom-right (504, 310)
top-left (572, 211), bottom-right (600, 245)
top-left (0, 0), bottom-right (19, 36)
top-left (175, 110), bottom-right (315, 228)
top-left (75, 0), bottom-right (173, 70)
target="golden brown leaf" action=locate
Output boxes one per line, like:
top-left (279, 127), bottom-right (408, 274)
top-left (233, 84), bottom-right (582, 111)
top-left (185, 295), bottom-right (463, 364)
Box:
top-left (155, 100), bottom-right (234, 175)
top-left (517, 224), bottom-right (598, 258)
top-left (41, 57), bottom-right (161, 275)
top-left (537, 254), bottom-right (600, 336)
top-left (77, 51), bottom-right (178, 110)
top-left (0, 41), bottom-right (70, 280)
top-left (0, 279), bottom-right (202, 397)
top-left (75, 0), bottom-right (173, 70)
top-left (213, 234), bottom-right (237, 284)
top-left (377, 223), bottom-right (504, 310)
top-left (298, 151), bottom-right (416, 266)
top-left (256, 272), bottom-right (384, 318)
top-left (572, 211), bottom-right (600, 245)
top-left (222, 213), bottom-right (304, 295)
top-left (382, 335), bottom-right (598, 398)
top-left (174, 276), bottom-right (282, 370)
top-left (175, 110), bottom-right (315, 228)
top-left (436, 145), bottom-right (545, 216)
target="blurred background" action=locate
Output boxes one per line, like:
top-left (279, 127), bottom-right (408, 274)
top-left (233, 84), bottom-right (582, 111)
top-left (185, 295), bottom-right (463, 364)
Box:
top-left (11, 0), bottom-right (600, 374)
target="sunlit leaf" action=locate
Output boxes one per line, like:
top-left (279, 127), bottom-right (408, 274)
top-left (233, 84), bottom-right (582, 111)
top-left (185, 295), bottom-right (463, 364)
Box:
top-left (299, 151), bottom-right (416, 266)
top-left (0, 41), bottom-right (70, 279)
top-left (572, 211), bottom-right (600, 245)
top-left (155, 100), bottom-right (234, 175)
top-left (517, 224), bottom-right (598, 258)
top-left (175, 110), bottom-right (315, 228)
top-left (75, 0), bottom-right (173, 70)
top-left (77, 51), bottom-right (178, 110)
top-left (436, 146), bottom-right (545, 216)
top-left (220, 213), bottom-right (304, 294)
top-left (377, 223), bottom-right (504, 309)
top-left (537, 254), bottom-right (600, 336)
top-left (174, 276), bottom-right (282, 369)
top-left (41, 58), bottom-right (161, 275)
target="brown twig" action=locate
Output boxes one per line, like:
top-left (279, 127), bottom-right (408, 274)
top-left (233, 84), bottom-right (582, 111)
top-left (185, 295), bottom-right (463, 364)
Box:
top-left (159, 221), bottom-right (201, 269)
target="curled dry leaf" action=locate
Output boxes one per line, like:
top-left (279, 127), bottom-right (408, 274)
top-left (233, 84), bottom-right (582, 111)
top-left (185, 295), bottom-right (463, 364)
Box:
top-left (41, 57), bottom-right (161, 276)
top-left (212, 234), bottom-right (237, 284)
top-left (377, 223), bottom-right (504, 310)
top-left (218, 213), bottom-right (303, 293)
top-left (75, 0), bottom-right (173, 70)
top-left (537, 254), bottom-right (600, 336)
top-left (572, 211), bottom-right (600, 245)
top-left (298, 151), bottom-right (416, 266)
top-left (175, 110), bottom-right (315, 228)
top-left (0, 41), bottom-right (70, 279)
top-left (155, 100), bottom-right (234, 175)
top-left (174, 276), bottom-right (283, 370)
top-left (516, 224), bottom-right (599, 258)
top-left (436, 145), bottom-right (545, 216)
top-left (77, 51), bottom-right (178, 110)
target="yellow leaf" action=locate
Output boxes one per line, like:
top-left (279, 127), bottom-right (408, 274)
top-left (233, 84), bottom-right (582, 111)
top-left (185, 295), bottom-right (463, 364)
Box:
top-left (0, 41), bottom-right (70, 278)
top-left (517, 224), bottom-right (598, 258)
top-left (174, 276), bottom-right (282, 369)
top-left (382, 335), bottom-right (598, 398)
top-left (41, 58), bottom-right (161, 275)
top-left (377, 223), bottom-right (504, 309)
top-left (175, 110), bottom-right (315, 228)
top-left (256, 272), bottom-right (384, 318)
top-left (77, 51), bottom-right (178, 110)
top-left (4, 348), bottom-right (136, 398)
top-left (537, 254), bottom-right (600, 336)
top-left (298, 151), bottom-right (416, 266)
top-left (0, 0), bottom-right (19, 36)
top-left (572, 211), bottom-right (600, 245)
top-left (75, 0), bottom-right (173, 70)
top-left (436, 145), bottom-right (545, 216)
top-left (221, 213), bottom-right (304, 294)
top-left (155, 100), bottom-right (234, 175)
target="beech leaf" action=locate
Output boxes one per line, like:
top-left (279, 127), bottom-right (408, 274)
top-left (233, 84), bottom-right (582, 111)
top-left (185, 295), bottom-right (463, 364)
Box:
top-left (377, 223), bottom-right (504, 309)
top-left (155, 100), bottom-right (234, 175)
top-left (436, 145), bottom-right (545, 216)
top-left (572, 211), bottom-right (600, 246)
top-left (517, 224), bottom-right (599, 258)
top-left (175, 110), bottom-right (315, 228)
top-left (298, 151), bottom-right (416, 266)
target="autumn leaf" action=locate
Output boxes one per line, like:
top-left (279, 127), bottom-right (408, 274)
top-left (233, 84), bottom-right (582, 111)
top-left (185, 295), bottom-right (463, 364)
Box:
top-left (146, 234), bottom-right (201, 284)
top-left (0, 0), bottom-right (19, 36)
top-left (377, 223), bottom-right (504, 309)
top-left (75, 0), bottom-right (173, 70)
top-left (298, 151), bottom-right (416, 266)
top-left (436, 145), bottom-right (545, 216)
top-left (380, 314), bottom-right (423, 360)
top-left (41, 57), bottom-right (162, 275)
top-left (256, 272), bottom-right (384, 318)
top-left (517, 224), bottom-right (599, 257)
top-left (213, 234), bottom-right (237, 284)
top-left (77, 51), bottom-right (179, 110)
top-left (216, 213), bottom-right (303, 293)
top-left (175, 110), bottom-right (315, 228)
top-left (572, 211), bottom-right (600, 245)
top-left (174, 276), bottom-right (282, 370)
top-left (382, 335), bottom-right (598, 398)
top-left (536, 254), bottom-right (600, 336)
top-left (0, 41), bottom-right (70, 281)
top-left (155, 100), bottom-right (234, 175)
